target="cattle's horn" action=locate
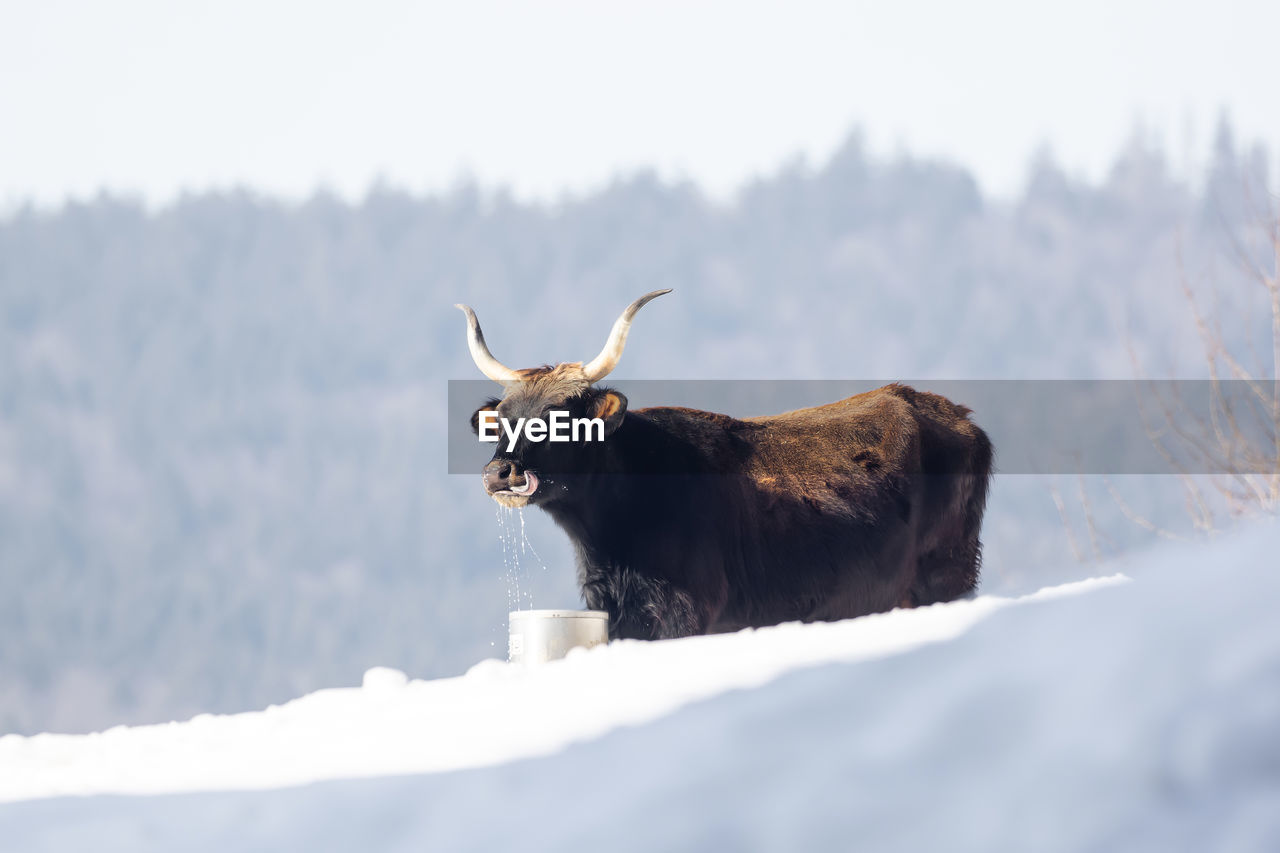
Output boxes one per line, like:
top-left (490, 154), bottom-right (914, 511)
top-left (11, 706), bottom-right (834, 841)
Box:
top-left (581, 289), bottom-right (672, 383)
top-left (455, 304), bottom-right (522, 385)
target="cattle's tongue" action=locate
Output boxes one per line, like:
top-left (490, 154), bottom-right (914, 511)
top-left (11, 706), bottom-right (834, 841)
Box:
top-left (511, 472), bottom-right (539, 495)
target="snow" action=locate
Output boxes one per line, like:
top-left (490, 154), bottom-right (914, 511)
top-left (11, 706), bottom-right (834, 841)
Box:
top-left (359, 666), bottom-right (409, 693)
top-left (0, 575), bottom-right (1122, 804)
top-left (2, 523), bottom-right (1279, 851)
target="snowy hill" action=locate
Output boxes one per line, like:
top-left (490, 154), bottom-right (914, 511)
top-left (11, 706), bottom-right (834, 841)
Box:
top-left (3, 140), bottom-right (1271, 738)
top-left (2, 523), bottom-right (1279, 851)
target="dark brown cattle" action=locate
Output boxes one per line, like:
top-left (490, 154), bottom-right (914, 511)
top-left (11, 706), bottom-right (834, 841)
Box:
top-left (459, 290), bottom-right (993, 640)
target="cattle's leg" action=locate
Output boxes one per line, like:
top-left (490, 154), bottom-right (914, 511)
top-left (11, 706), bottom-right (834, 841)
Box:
top-left (910, 418), bottom-right (992, 606)
top-left (584, 569), bottom-right (704, 640)
top-left (910, 475), bottom-right (989, 605)
top-left (911, 538), bottom-right (981, 605)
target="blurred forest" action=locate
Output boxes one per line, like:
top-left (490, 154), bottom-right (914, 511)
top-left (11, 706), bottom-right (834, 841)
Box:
top-left (1, 122), bottom-right (1274, 734)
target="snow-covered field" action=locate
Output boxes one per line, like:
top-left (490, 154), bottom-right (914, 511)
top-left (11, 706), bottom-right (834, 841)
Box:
top-left (0, 575), bottom-right (1122, 803)
top-left (2, 524), bottom-right (1278, 852)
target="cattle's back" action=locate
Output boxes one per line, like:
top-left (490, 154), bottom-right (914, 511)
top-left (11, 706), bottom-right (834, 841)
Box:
top-left (740, 386), bottom-right (923, 494)
top-left (629, 384), bottom-right (984, 511)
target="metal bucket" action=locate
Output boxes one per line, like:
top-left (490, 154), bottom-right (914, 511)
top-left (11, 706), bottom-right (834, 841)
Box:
top-left (508, 609), bottom-right (609, 665)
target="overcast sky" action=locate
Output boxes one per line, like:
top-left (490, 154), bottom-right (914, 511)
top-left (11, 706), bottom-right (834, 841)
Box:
top-left (2, 0), bottom-right (1277, 209)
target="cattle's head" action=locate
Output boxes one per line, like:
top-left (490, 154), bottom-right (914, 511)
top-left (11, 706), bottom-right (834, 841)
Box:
top-left (457, 289), bottom-right (670, 508)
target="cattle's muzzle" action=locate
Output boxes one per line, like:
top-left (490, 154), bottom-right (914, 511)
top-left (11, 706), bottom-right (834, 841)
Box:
top-left (483, 459), bottom-right (540, 508)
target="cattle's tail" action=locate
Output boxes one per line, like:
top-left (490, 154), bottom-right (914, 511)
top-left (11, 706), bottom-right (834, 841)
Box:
top-left (901, 389), bottom-right (994, 607)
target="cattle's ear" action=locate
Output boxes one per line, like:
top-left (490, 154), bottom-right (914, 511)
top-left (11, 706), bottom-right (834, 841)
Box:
top-left (587, 389), bottom-right (628, 436)
top-left (471, 398), bottom-right (502, 436)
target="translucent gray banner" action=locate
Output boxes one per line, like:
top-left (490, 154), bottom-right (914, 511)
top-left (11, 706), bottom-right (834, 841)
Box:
top-left (446, 379), bottom-right (1278, 476)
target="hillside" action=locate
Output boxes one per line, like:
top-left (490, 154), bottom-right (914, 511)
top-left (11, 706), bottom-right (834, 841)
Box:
top-left (2, 522), bottom-right (1277, 850)
top-left (2, 124), bottom-right (1275, 735)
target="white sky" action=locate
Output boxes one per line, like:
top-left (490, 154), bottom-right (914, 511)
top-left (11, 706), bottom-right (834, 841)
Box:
top-left (1, 0), bottom-right (1277, 209)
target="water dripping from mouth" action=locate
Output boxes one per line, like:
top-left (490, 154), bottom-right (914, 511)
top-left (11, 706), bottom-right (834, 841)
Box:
top-left (517, 507), bottom-right (549, 582)
top-left (495, 504), bottom-right (534, 612)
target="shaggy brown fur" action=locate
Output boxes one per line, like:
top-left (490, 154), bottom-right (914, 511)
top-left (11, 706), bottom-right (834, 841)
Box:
top-left (470, 378), bottom-right (993, 640)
